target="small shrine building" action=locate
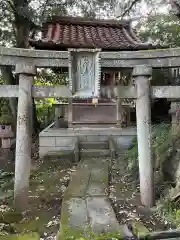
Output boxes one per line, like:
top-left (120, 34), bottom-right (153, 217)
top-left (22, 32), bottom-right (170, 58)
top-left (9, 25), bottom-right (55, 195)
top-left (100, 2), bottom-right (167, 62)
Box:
top-left (29, 16), bottom-right (165, 127)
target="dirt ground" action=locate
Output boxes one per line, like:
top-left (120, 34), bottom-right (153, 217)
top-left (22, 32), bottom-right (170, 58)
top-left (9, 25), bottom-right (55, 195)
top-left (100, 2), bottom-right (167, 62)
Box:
top-left (0, 148), bottom-right (77, 239)
top-left (110, 155), bottom-right (175, 234)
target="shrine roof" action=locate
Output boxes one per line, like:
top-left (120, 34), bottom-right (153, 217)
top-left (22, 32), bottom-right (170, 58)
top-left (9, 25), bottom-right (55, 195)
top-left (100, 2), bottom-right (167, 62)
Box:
top-left (29, 16), bottom-right (167, 51)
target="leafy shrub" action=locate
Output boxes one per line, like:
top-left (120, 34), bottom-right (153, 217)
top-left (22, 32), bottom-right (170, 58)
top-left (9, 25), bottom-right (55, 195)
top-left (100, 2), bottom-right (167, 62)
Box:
top-left (126, 123), bottom-right (171, 174)
top-left (36, 104), bottom-right (54, 129)
top-left (0, 114), bottom-right (13, 125)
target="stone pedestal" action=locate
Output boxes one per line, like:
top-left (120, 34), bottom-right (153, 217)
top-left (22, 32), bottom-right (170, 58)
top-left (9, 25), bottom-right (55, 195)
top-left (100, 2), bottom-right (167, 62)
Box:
top-left (133, 65), bottom-right (154, 208)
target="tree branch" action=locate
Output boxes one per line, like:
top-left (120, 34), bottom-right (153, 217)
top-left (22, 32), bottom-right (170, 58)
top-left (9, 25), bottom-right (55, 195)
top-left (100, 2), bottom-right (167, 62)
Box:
top-left (170, 0), bottom-right (180, 18)
top-left (120, 0), bottom-right (141, 18)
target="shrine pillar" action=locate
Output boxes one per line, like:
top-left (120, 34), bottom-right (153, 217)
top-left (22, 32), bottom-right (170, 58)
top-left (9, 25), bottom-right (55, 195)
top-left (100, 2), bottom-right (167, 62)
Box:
top-left (68, 98), bottom-right (73, 127)
top-left (116, 98), bottom-right (122, 126)
top-left (169, 100), bottom-right (180, 134)
top-left (116, 71), bottom-right (123, 126)
top-left (133, 65), bottom-right (154, 208)
top-left (14, 64), bottom-right (36, 211)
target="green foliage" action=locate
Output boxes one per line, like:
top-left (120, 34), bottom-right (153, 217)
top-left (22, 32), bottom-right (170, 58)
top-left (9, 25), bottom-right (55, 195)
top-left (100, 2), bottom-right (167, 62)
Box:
top-left (157, 198), bottom-right (180, 227)
top-left (0, 114), bottom-right (13, 125)
top-left (126, 123), bottom-right (171, 173)
top-left (138, 14), bottom-right (180, 48)
top-left (36, 104), bottom-right (54, 129)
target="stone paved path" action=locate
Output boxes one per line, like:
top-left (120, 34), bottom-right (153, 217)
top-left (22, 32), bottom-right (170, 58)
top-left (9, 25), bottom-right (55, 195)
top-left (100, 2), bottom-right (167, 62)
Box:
top-left (59, 156), bottom-right (121, 239)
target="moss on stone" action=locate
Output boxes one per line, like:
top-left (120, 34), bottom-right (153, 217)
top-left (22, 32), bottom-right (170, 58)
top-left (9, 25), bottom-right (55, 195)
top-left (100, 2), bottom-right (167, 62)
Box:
top-left (0, 211), bottom-right (23, 224)
top-left (13, 218), bottom-right (47, 235)
top-left (57, 225), bottom-right (124, 240)
top-left (48, 151), bottom-right (73, 156)
top-left (132, 221), bottom-right (149, 237)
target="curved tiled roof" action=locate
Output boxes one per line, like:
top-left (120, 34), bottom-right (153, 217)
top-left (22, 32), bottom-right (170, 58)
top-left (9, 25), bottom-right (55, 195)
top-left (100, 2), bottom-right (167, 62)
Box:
top-left (29, 16), bottom-right (167, 51)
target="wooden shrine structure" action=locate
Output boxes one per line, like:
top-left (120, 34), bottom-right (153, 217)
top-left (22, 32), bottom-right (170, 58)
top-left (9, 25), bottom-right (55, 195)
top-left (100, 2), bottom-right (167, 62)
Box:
top-left (29, 16), bottom-right (167, 127)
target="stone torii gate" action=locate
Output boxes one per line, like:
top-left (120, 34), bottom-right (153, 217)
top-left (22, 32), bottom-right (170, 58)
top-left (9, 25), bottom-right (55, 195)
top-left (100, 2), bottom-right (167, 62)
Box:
top-left (0, 46), bottom-right (180, 210)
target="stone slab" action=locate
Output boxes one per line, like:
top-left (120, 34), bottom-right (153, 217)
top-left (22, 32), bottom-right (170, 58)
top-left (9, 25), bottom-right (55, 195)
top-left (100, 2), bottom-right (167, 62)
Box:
top-left (55, 137), bottom-right (77, 147)
top-left (114, 136), bottom-right (135, 149)
top-left (86, 135), bottom-right (109, 142)
top-left (39, 137), bottom-right (55, 147)
top-left (90, 168), bottom-right (109, 185)
top-left (80, 149), bottom-right (110, 157)
top-left (86, 182), bottom-right (108, 196)
top-left (39, 146), bottom-right (75, 158)
top-left (64, 165), bottom-right (90, 198)
top-left (80, 141), bottom-right (109, 150)
top-left (86, 197), bottom-right (120, 234)
top-left (60, 198), bottom-right (88, 230)
top-left (40, 127), bottom-right (137, 137)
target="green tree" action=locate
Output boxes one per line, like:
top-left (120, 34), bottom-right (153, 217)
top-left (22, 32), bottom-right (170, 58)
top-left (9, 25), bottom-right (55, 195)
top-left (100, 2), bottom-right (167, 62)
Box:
top-left (138, 14), bottom-right (180, 47)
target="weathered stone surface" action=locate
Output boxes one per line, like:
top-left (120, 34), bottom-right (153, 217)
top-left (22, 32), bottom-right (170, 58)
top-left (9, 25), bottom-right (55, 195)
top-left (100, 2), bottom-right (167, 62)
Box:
top-left (61, 198), bottom-right (88, 228)
top-left (86, 182), bottom-right (108, 196)
top-left (55, 137), bottom-right (77, 147)
top-left (39, 146), bottom-right (74, 158)
top-left (15, 64), bottom-right (36, 75)
top-left (39, 137), bottom-right (55, 147)
top-left (80, 141), bottom-right (109, 150)
top-left (86, 197), bottom-right (120, 233)
top-left (3, 46), bottom-right (180, 68)
top-left (64, 165), bottom-right (90, 198)
top-left (90, 168), bottom-right (109, 185)
top-left (132, 221), bottom-right (149, 237)
top-left (39, 137), bottom-right (78, 158)
top-left (1, 85), bottom-right (180, 99)
top-left (80, 149), bottom-right (110, 157)
top-left (86, 135), bottom-right (108, 142)
top-left (60, 156), bottom-right (120, 238)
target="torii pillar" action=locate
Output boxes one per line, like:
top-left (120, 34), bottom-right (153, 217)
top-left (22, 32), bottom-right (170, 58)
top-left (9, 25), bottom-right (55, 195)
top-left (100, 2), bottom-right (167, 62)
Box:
top-left (14, 64), bottom-right (36, 211)
top-left (133, 65), bottom-right (154, 208)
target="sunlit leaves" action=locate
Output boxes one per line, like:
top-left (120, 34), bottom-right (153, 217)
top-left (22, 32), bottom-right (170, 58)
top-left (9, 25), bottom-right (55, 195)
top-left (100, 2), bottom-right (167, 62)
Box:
top-left (138, 14), bottom-right (180, 47)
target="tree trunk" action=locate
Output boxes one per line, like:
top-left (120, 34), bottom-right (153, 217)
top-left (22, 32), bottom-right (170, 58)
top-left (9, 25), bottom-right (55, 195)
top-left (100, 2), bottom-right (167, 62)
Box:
top-left (1, 66), bottom-right (18, 133)
top-left (9, 4), bottom-right (40, 133)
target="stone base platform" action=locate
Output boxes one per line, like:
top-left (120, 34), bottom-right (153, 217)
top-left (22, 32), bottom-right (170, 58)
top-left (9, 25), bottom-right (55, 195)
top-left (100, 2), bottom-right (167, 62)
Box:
top-left (39, 123), bottom-right (136, 158)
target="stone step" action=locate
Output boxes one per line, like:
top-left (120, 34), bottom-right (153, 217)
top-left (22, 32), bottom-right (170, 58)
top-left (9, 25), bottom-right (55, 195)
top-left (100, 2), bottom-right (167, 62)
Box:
top-left (80, 149), bottom-right (110, 157)
top-left (79, 141), bottom-right (109, 150)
